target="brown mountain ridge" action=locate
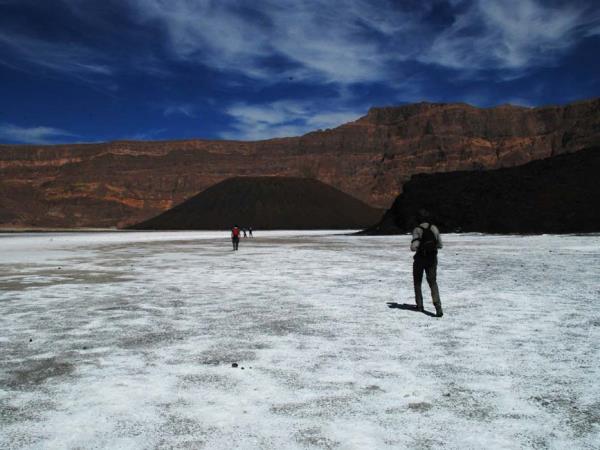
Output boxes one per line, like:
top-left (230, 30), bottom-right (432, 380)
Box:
top-left (0, 98), bottom-right (598, 228)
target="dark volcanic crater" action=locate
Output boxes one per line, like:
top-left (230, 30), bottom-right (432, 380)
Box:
top-left (130, 176), bottom-right (383, 230)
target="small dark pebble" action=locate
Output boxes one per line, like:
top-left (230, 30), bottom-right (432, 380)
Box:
top-left (241, 367), bottom-right (245, 370)
top-left (232, 363), bottom-right (238, 368)
top-left (83, 346), bottom-right (87, 350)
top-left (58, 267), bottom-right (62, 270)
top-left (29, 338), bottom-right (32, 342)
top-left (443, 393), bottom-right (451, 397)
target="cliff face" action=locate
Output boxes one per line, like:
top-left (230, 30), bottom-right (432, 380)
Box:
top-left (365, 147), bottom-right (600, 234)
top-left (0, 98), bottom-right (598, 228)
top-left (131, 177), bottom-right (383, 230)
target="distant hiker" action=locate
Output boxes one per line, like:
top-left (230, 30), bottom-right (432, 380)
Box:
top-left (231, 225), bottom-right (240, 251)
top-left (411, 209), bottom-right (443, 317)
top-left (242, 228), bottom-right (247, 238)
top-left (249, 227), bottom-right (253, 237)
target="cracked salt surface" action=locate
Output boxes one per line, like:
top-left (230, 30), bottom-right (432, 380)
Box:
top-left (1, 231), bottom-right (599, 449)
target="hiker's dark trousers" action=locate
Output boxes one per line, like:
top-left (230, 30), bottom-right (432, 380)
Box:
top-left (413, 256), bottom-right (442, 312)
top-left (232, 237), bottom-right (239, 250)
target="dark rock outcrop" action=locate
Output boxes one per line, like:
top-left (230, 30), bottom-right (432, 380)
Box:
top-left (0, 98), bottom-right (598, 228)
top-left (365, 147), bottom-right (600, 234)
top-left (131, 177), bottom-right (383, 230)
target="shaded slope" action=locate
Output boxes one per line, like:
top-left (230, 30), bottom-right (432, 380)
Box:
top-left (364, 147), bottom-right (600, 234)
top-left (131, 177), bottom-right (383, 230)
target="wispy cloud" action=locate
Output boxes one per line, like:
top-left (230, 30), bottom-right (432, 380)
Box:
top-left (127, 0), bottom-right (419, 84)
top-left (420, 0), bottom-right (599, 73)
top-left (1, 0), bottom-right (598, 142)
top-left (0, 32), bottom-right (113, 78)
top-left (0, 123), bottom-right (77, 144)
top-left (125, 128), bottom-right (167, 141)
top-left (126, 0), bottom-right (600, 84)
top-left (221, 100), bottom-right (363, 140)
top-left (163, 104), bottom-right (196, 117)
top-left (3, 1), bottom-right (599, 90)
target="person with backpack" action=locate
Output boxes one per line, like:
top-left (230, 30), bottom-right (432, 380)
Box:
top-left (411, 209), bottom-right (443, 317)
top-left (231, 225), bottom-right (240, 251)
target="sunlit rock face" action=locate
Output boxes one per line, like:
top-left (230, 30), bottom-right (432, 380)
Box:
top-left (0, 98), bottom-right (598, 228)
top-left (365, 147), bottom-right (600, 234)
top-left (130, 177), bottom-right (383, 230)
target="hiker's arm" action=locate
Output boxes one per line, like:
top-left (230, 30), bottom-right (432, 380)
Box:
top-left (433, 225), bottom-right (443, 249)
top-left (410, 228), bottom-right (420, 252)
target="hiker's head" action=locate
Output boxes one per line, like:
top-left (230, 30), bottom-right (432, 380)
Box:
top-left (417, 209), bottom-right (431, 223)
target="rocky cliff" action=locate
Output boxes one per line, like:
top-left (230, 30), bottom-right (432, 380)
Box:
top-left (131, 177), bottom-right (383, 230)
top-left (1, 98), bottom-right (598, 228)
top-left (365, 147), bottom-right (600, 234)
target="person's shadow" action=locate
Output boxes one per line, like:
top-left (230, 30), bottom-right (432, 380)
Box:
top-left (387, 302), bottom-right (437, 317)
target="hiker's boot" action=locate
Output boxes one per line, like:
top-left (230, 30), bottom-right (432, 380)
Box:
top-left (434, 304), bottom-right (443, 317)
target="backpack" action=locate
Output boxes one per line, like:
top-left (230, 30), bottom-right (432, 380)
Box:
top-left (232, 227), bottom-right (240, 238)
top-left (417, 224), bottom-right (438, 257)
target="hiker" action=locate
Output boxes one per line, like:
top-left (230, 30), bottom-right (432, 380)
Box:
top-left (248, 227), bottom-right (253, 237)
top-left (231, 225), bottom-right (240, 251)
top-left (411, 209), bottom-right (443, 317)
top-left (242, 228), bottom-right (247, 238)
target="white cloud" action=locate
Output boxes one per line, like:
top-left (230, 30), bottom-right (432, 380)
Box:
top-left (220, 100), bottom-right (363, 140)
top-left (420, 0), bottom-right (598, 72)
top-left (0, 32), bottom-right (113, 78)
top-left (0, 124), bottom-right (77, 144)
top-left (1, 0), bottom-right (598, 125)
top-left (127, 0), bottom-right (419, 84)
top-left (4, 0), bottom-right (598, 90)
top-left (126, 0), bottom-right (600, 83)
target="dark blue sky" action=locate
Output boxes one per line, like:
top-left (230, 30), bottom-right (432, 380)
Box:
top-left (1, 0), bottom-right (599, 144)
